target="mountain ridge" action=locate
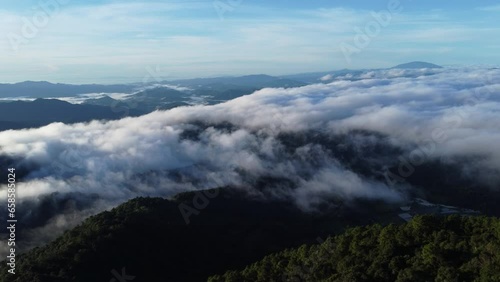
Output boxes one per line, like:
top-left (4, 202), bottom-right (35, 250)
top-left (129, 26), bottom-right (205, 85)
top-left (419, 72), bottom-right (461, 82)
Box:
top-left (391, 61), bottom-right (443, 69)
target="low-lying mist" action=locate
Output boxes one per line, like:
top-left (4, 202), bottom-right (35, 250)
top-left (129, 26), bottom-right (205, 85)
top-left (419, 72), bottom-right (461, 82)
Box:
top-left (1, 67), bottom-right (500, 255)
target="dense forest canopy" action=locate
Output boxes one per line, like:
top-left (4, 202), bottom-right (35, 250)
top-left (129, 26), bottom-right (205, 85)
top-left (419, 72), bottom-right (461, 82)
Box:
top-left (210, 215), bottom-right (500, 282)
top-left (1, 188), bottom-right (499, 281)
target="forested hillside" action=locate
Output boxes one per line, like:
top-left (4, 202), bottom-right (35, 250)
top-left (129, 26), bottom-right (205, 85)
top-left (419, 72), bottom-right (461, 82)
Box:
top-left (210, 215), bottom-right (500, 282)
top-left (2, 187), bottom-right (498, 282)
top-left (0, 189), bottom-right (346, 282)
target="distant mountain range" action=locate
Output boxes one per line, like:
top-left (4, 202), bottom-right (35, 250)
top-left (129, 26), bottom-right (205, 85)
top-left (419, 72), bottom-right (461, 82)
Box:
top-left (0, 81), bottom-right (135, 98)
top-left (0, 63), bottom-right (441, 98)
top-left (0, 74), bottom-right (306, 99)
top-left (282, 61), bottom-right (443, 83)
top-left (0, 99), bottom-right (145, 131)
top-left (0, 74), bottom-right (310, 130)
top-left (170, 74), bottom-right (305, 88)
top-left (82, 75), bottom-right (308, 113)
top-left (0, 63), bottom-right (444, 131)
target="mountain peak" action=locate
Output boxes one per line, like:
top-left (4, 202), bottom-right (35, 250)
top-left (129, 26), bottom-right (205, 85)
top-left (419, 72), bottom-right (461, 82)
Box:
top-left (32, 98), bottom-right (71, 105)
top-left (392, 61), bottom-right (443, 69)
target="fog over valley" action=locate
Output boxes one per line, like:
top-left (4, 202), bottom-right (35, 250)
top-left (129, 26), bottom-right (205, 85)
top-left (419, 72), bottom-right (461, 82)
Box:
top-left (1, 67), bottom-right (499, 259)
top-left (2, 0), bottom-right (500, 280)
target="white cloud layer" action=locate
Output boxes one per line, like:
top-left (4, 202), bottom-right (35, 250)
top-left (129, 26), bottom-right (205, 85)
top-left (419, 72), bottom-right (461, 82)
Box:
top-left (1, 67), bottom-right (500, 252)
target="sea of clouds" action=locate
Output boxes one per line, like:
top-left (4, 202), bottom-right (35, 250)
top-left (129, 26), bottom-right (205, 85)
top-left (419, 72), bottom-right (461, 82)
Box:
top-left (0, 67), bottom-right (499, 253)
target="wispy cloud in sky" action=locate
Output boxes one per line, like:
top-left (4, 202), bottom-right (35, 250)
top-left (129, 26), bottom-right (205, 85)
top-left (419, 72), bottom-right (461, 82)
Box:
top-left (0, 0), bottom-right (499, 83)
top-left (477, 4), bottom-right (500, 11)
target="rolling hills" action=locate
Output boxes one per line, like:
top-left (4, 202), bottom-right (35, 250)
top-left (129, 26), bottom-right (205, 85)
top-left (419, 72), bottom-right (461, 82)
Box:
top-left (0, 99), bottom-right (145, 131)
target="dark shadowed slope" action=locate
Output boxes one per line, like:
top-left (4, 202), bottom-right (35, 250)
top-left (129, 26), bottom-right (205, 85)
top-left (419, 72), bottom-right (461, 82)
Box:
top-left (0, 99), bottom-right (145, 131)
top-left (0, 189), bottom-right (348, 282)
top-left (0, 187), bottom-right (494, 282)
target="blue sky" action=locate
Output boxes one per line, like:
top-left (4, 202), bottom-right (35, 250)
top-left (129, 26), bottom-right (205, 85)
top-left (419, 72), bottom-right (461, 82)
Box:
top-left (0, 0), bottom-right (499, 84)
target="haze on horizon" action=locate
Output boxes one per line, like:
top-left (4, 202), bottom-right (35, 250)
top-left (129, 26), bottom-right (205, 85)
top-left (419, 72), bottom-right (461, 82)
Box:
top-left (0, 0), bottom-right (499, 84)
